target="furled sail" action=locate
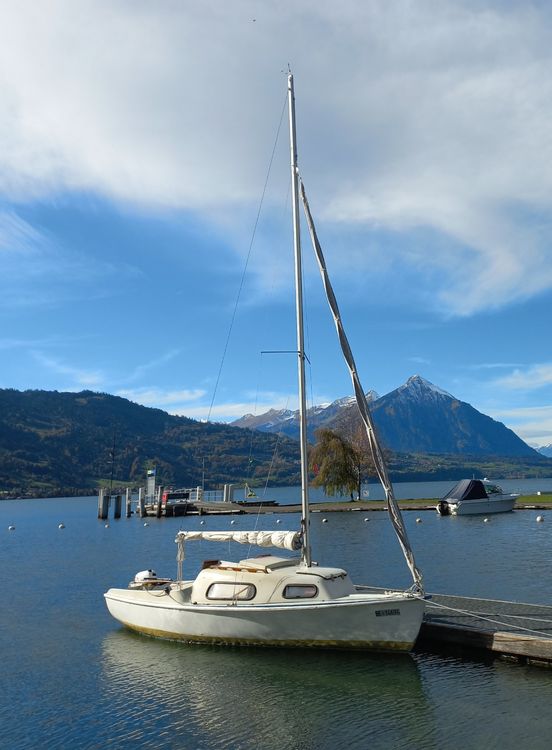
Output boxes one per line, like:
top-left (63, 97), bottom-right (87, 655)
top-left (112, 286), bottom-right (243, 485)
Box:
top-left (175, 530), bottom-right (302, 580)
top-left (175, 530), bottom-right (302, 551)
top-left (299, 180), bottom-right (424, 593)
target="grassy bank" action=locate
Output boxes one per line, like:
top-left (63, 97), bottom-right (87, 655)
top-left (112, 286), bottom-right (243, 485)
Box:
top-left (251, 493), bottom-right (552, 514)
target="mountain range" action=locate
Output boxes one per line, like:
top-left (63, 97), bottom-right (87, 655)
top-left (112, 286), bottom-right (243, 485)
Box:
top-left (231, 375), bottom-right (538, 457)
top-left (0, 383), bottom-right (549, 498)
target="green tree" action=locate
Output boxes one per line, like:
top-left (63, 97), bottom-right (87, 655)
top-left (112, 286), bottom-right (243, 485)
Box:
top-left (309, 428), bottom-right (361, 498)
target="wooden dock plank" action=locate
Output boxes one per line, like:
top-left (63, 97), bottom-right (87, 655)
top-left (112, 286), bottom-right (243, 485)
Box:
top-left (418, 593), bottom-right (552, 664)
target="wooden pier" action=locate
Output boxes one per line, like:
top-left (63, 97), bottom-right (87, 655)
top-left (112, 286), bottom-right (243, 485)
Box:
top-left (418, 593), bottom-right (552, 666)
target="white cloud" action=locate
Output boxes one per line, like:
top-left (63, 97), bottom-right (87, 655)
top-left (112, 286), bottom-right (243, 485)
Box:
top-left (115, 385), bottom-right (305, 422)
top-left (495, 364), bottom-right (552, 391)
top-left (116, 387), bottom-right (207, 409)
top-left (0, 211), bottom-right (43, 253)
top-left (1, 2), bottom-right (552, 313)
top-left (125, 350), bottom-right (181, 384)
top-left (32, 351), bottom-right (104, 387)
top-left (488, 404), bottom-right (552, 446)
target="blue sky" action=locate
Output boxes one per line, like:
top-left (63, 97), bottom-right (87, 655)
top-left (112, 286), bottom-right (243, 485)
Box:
top-left (1, 0), bottom-right (551, 447)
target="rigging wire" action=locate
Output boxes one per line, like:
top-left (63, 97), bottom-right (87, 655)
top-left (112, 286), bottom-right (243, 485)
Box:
top-left (206, 90), bottom-right (288, 422)
top-left (421, 595), bottom-right (552, 640)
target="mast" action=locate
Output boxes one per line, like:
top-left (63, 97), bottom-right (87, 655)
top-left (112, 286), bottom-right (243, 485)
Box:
top-left (287, 73), bottom-right (311, 567)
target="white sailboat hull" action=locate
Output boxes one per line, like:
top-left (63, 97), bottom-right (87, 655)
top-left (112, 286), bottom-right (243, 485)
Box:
top-left (104, 587), bottom-right (424, 651)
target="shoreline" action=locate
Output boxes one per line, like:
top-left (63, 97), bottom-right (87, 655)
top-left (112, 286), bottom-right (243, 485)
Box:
top-left (241, 494), bottom-right (552, 513)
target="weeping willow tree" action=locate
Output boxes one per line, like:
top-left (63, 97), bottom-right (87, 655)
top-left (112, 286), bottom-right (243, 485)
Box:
top-left (309, 428), bottom-right (362, 498)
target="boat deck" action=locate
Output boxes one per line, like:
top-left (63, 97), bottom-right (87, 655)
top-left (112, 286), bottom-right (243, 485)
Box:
top-left (418, 593), bottom-right (552, 666)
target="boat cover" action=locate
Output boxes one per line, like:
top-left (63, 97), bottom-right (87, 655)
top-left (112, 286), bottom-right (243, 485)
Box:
top-left (442, 479), bottom-right (489, 501)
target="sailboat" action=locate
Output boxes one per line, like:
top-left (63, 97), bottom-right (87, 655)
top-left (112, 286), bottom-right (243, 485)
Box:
top-left (104, 74), bottom-right (425, 651)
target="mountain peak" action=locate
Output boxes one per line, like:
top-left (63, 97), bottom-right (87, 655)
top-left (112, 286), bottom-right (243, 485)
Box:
top-left (402, 375), bottom-right (453, 399)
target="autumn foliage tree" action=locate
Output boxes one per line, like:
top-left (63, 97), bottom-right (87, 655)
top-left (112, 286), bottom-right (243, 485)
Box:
top-left (309, 428), bottom-right (362, 498)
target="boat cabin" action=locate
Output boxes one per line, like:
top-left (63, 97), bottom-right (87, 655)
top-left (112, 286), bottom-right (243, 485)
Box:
top-left (190, 555), bottom-right (356, 605)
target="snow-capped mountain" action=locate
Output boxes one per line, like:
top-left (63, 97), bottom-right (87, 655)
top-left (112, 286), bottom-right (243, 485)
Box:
top-left (231, 392), bottom-right (378, 441)
top-left (231, 375), bottom-right (537, 457)
top-left (537, 444), bottom-right (552, 458)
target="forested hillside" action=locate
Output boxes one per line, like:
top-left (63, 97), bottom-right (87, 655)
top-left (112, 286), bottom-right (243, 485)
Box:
top-left (0, 389), bottom-right (301, 497)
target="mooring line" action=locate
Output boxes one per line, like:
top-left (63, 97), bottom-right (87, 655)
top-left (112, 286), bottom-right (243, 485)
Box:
top-left (422, 595), bottom-right (552, 640)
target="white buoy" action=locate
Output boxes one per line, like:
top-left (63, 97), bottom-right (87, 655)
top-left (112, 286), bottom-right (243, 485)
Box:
top-left (483, 518), bottom-right (489, 523)
top-left (58, 523), bottom-right (65, 529)
top-left (537, 515), bottom-right (544, 523)
top-left (416, 518), bottom-right (422, 524)
top-left (230, 519), bottom-right (236, 525)
top-left (8, 525), bottom-right (15, 531)
top-left (105, 523), bottom-right (110, 528)
top-left (200, 520), bottom-right (205, 525)
top-left (276, 519), bottom-right (281, 524)
top-left (143, 522), bottom-right (149, 527)
top-left (322, 518), bottom-right (328, 523)
top-left (364, 517), bottom-right (369, 522)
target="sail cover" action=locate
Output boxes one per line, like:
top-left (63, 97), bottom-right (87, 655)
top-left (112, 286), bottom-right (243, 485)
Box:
top-left (175, 530), bottom-right (302, 551)
top-left (300, 180), bottom-right (424, 593)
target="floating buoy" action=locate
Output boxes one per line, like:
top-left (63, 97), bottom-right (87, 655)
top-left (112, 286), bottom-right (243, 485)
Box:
top-left (415, 518), bottom-right (422, 524)
top-left (537, 515), bottom-right (544, 523)
top-left (483, 518), bottom-right (489, 523)
top-left (143, 522), bottom-right (149, 527)
top-left (230, 519), bottom-right (236, 525)
top-left (8, 525), bottom-right (15, 531)
top-left (364, 517), bottom-right (369, 522)
top-left (58, 523), bottom-right (65, 529)
top-left (322, 518), bottom-right (328, 523)
top-left (200, 520), bottom-right (205, 525)
top-left (276, 519), bottom-right (281, 524)
top-left (105, 523), bottom-right (110, 528)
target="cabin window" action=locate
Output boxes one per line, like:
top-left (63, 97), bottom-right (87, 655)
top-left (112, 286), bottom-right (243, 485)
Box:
top-left (283, 584), bottom-right (318, 599)
top-left (206, 582), bottom-right (256, 601)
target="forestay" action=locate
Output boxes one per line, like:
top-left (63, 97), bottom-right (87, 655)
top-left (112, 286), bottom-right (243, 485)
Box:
top-left (300, 180), bottom-right (424, 594)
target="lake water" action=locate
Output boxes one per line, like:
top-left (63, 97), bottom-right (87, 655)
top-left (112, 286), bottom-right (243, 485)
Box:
top-left (260, 476), bottom-right (552, 504)
top-left (3, 485), bottom-right (552, 750)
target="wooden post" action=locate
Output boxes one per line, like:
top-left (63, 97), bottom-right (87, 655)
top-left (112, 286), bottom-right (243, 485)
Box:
top-left (97, 489), bottom-right (109, 520)
top-left (156, 486), bottom-right (164, 518)
top-left (137, 487), bottom-right (145, 517)
top-left (125, 488), bottom-right (132, 517)
top-left (114, 494), bottom-right (122, 519)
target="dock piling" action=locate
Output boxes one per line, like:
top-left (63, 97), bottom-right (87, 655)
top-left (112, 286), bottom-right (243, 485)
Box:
top-left (113, 494), bottom-right (122, 519)
top-left (137, 487), bottom-right (145, 518)
top-left (125, 488), bottom-right (132, 518)
top-left (156, 486), bottom-right (164, 518)
top-left (97, 489), bottom-right (109, 520)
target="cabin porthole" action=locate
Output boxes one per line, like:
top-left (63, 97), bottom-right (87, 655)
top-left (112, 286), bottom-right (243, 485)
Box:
top-left (283, 584), bottom-right (318, 599)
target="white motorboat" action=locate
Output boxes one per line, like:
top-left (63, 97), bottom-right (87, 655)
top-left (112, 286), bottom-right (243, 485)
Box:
top-left (104, 74), bottom-right (425, 651)
top-left (436, 478), bottom-right (518, 516)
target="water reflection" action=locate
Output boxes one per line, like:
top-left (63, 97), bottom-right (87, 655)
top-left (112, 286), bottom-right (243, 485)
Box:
top-left (101, 630), bottom-right (435, 750)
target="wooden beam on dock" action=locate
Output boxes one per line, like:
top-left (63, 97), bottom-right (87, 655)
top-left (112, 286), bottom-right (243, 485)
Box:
top-left (418, 593), bottom-right (552, 666)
